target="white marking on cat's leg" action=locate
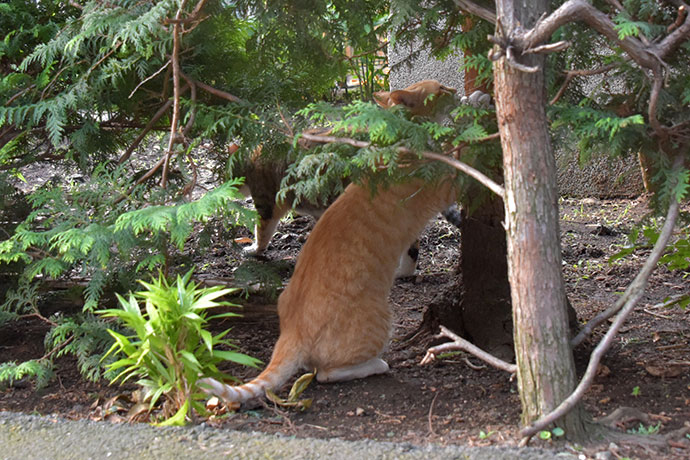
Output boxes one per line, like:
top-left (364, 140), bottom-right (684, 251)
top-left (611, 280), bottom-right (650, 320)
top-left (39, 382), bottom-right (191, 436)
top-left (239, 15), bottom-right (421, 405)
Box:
top-left (317, 358), bottom-right (390, 383)
top-left (394, 252), bottom-right (417, 278)
top-left (244, 218), bottom-right (281, 256)
top-left (394, 241), bottom-right (419, 278)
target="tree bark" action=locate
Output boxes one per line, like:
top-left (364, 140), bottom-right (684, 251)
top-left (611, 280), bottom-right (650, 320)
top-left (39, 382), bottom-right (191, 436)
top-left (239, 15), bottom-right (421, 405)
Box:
top-left (493, 0), bottom-right (588, 441)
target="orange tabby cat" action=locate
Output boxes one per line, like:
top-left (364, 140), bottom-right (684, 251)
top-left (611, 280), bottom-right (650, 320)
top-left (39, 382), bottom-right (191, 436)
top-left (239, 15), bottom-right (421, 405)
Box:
top-left (200, 179), bottom-right (456, 403)
top-left (200, 81), bottom-right (457, 404)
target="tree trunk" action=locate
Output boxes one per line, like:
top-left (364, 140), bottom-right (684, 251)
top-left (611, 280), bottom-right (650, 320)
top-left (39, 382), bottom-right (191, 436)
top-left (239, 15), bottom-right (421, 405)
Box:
top-left (421, 18), bottom-right (513, 358)
top-left (493, 0), bottom-right (588, 440)
top-left (422, 190), bottom-right (513, 358)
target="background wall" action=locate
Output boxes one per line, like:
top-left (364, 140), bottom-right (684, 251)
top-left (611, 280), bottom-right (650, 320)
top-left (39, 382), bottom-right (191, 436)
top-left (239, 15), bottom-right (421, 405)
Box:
top-left (387, 43), bottom-right (644, 197)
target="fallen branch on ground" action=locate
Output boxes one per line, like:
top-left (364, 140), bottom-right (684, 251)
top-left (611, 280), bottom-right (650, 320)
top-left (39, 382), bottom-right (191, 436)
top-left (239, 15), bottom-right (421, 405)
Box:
top-left (421, 325), bottom-right (517, 374)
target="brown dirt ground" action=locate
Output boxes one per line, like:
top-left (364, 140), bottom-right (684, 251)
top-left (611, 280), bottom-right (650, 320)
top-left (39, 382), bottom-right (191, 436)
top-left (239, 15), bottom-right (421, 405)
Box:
top-left (1, 197), bottom-right (689, 459)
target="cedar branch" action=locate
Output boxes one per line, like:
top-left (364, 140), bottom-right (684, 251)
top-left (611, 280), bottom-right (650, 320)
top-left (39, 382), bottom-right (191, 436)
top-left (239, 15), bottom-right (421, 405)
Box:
top-left (299, 132), bottom-right (505, 198)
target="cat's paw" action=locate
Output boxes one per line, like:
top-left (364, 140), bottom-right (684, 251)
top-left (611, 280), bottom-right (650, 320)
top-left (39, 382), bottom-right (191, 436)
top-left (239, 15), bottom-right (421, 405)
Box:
top-left (242, 242), bottom-right (263, 257)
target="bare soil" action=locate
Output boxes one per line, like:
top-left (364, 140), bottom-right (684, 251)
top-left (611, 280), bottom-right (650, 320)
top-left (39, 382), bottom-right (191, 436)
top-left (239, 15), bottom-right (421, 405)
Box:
top-left (1, 197), bottom-right (689, 460)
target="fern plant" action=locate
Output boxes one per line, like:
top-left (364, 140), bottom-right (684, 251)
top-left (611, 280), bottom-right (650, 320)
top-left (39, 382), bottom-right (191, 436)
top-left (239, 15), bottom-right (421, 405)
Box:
top-left (0, 166), bottom-right (254, 387)
top-left (0, 168), bottom-right (253, 313)
top-left (99, 270), bottom-right (260, 425)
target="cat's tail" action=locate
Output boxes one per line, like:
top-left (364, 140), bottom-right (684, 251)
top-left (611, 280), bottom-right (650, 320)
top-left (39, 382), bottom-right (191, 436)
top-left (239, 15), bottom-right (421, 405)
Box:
top-left (199, 335), bottom-right (302, 404)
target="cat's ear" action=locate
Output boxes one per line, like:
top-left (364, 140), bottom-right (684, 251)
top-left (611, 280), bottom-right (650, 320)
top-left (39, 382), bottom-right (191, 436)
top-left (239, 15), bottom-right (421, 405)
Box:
top-left (373, 90), bottom-right (392, 108)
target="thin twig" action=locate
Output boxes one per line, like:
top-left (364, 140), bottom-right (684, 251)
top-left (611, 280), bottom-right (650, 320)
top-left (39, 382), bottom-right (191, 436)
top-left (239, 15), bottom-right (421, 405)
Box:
top-left (521, 191), bottom-right (680, 443)
top-left (129, 61), bottom-right (170, 99)
top-left (523, 40), bottom-right (570, 55)
top-left (6, 84), bottom-right (36, 106)
top-left (642, 308), bottom-right (673, 319)
top-left (180, 71), bottom-right (245, 104)
top-left (420, 150), bottom-right (505, 198)
top-left (162, 0), bottom-right (188, 189)
top-left (346, 41), bottom-right (389, 60)
top-left (40, 335), bottom-right (75, 361)
top-left (463, 357), bottom-right (487, 370)
top-left (428, 392), bottom-right (439, 437)
top-left (276, 102), bottom-right (294, 138)
top-left (181, 73), bottom-right (197, 136)
top-left (117, 86), bottom-right (189, 165)
top-left (549, 64), bottom-right (616, 105)
top-left (421, 326), bottom-right (517, 374)
top-left (571, 177), bottom-right (681, 347)
top-left (41, 61), bottom-right (86, 100)
top-left (19, 312), bottom-right (58, 328)
top-left (648, 68), bottom-right (665, 136)
top-left (505, 46), bottom-right (540, 73)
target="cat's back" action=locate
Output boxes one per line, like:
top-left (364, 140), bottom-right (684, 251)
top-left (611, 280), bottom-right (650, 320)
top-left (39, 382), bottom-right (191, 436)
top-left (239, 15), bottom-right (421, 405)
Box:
top-left (284, 178), bottom-right (455, 303)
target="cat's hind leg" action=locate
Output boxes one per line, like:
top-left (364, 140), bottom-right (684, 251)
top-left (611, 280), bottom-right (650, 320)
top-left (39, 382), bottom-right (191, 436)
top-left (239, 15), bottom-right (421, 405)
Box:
top-left (316, 358), bottom-right (389, 383)
top-left (244, 202), bottom-right (290, 256)
top-left (394, 240), bottom-right (419, 278)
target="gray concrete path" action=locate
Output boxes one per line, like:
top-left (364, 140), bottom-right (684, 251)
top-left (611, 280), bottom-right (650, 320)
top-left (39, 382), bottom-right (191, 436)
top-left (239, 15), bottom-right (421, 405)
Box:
top-left (0, 411), bottom-right (577, 460)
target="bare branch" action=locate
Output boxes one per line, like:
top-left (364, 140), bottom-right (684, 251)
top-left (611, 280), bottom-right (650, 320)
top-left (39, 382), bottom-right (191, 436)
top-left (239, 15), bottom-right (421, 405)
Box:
top-left (299, 132), bottom-right (369, 149)
top-left (648, 68), bottom-right (665, 136)
top-left (653, 5), bottom-right (690, 57)
top-left (181, 73), bottom-right (197, 136)
top-left (523, 0), bottom-right (659, 69)
top-left (5, 84), bottom-right (36, 106)
top-left (117, 85), bottom-right (189, 165)
top-left (420, 150), bottom-right (505, 198)
top-left (180, 71), bottom-right (245, 104)
top-left (161, 0), bottom-right (188, 189)
top-left (521, 187), bottom-right (681, 442)
top-left (522, 40), bottom-right (570, 55)
top-left (666, 5), bottom-right (688, 33)
top-left (453, 0), bottom-right (496, 25)
top-left (603, 0), bottom-right (625, 12)
top-left (346, 41), bottom-right (389, 60)
top-left (505, 46), bottom-right (539, 73)
top-left (549, 64), bottom-right (616, 105)
top-left (41, 60), bottom-right (86, 100)
top-left (421, 326), bottom-right (517, 374)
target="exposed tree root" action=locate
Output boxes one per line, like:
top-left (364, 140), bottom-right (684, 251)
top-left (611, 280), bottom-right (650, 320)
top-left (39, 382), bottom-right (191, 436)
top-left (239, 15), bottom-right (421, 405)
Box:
top-left (596, 406), bottom-right (650, 429)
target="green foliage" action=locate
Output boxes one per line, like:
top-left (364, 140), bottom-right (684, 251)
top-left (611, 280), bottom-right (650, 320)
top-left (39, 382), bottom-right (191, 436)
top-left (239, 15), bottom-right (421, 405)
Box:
top-left (232, 259), bottom-right (292, 301)
top-left (0, 360), bottom-right (53, 389)
top-left (627, 422), bottom-right (661, 435)
top-left (0, 170), bottom-right (253, 312)
top-left (549, 104), bottom-right (646, 164)
top-left (478, 429), bottom-right (496, 439)
top-left (45, 315), bottom-right (119, 382)
top-left (291, 87), bottom-right (500, 210)
top-left (610, 205), bottom-right (690, 288)
top-left (99, 270), bottom-right (260, 424)
top-left (538, 426), bottom-right (565, 440)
